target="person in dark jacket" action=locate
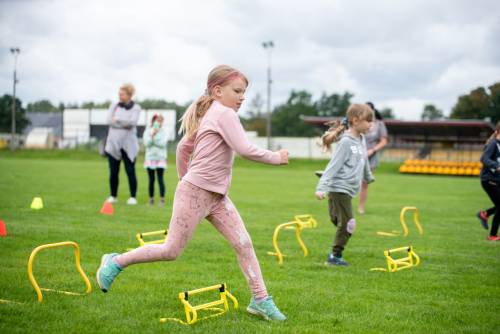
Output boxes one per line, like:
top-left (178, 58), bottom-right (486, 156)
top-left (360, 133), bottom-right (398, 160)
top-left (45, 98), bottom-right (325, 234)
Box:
top-left (478, 122), bottom-right (500, 240)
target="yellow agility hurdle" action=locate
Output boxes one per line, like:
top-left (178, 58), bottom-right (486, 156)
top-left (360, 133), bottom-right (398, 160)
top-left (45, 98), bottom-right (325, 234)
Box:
top-left (376, 206), bottom-right (424, 237)
top-left (292, 214), bottom-right (318, 229)
top-left (370, 246), bottom-right (420, 272)
top-left (28, 241), bottom-right (92, 302)
top-left (268, 214), bottom-right (318, 265)
top-left (136, 230), bottom-right (168, 246)
top-left (160, 283), bottom-right (238, 325)
top-left (400, 207), bottom-right (423, 237)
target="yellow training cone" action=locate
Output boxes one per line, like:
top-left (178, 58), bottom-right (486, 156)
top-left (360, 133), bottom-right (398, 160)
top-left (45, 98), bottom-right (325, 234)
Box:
top-left (31, 197), bottom-right (43, 210)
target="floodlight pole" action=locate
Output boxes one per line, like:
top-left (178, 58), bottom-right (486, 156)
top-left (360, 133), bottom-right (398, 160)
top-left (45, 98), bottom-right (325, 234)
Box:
top-left (10, 47), bottom-right (20, 150)
top-left (262, 41), bottom-right (274, 150)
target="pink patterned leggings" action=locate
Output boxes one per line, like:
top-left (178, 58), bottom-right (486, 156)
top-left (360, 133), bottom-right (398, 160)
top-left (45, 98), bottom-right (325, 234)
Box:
top-left (114, 180), bottom-right (268, 299)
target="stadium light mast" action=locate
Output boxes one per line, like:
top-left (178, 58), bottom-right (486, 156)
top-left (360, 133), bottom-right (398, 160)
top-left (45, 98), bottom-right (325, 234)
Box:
top-left (262, 41), bottom-right (274, 150)
top-left (10, 47), bottom-right (20, 150)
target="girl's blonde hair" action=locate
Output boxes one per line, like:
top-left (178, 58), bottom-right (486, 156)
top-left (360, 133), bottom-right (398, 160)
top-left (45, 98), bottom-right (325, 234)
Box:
top-left (120, 83), bottom-right (135, 97)
top-left (486, 121), bottom-right (500, 145)
top-left (179, 65), bottom-right (249, 138)
top-left (321, 103), bottom-right (373, 151)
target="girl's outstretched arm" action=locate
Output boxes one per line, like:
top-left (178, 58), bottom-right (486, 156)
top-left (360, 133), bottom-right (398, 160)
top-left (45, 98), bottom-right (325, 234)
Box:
top-left (217, 109), bottom-right (281, 165)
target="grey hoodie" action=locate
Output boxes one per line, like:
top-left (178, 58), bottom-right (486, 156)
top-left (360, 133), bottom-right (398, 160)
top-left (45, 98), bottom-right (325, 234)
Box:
top-left (316, 132), bottom-right (375, 197)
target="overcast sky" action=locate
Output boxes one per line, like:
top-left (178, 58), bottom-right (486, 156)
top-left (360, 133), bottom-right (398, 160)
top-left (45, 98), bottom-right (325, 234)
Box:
top-left (1, 0), bottom-right (499, 119)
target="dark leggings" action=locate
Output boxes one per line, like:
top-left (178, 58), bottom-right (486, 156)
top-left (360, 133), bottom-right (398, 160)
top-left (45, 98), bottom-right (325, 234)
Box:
top-left (481, 180), bottom-right (500, 236)
top-left (485, 207), bottom-right (496, 216)
top-left (147, 168), bottom-right (165, 197)
top-left (107, 149), bottom-right (137, 197)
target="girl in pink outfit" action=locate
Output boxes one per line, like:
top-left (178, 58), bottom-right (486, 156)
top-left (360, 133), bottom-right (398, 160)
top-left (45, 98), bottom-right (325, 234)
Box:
top-left (97, 65), bottom-right (289, 321)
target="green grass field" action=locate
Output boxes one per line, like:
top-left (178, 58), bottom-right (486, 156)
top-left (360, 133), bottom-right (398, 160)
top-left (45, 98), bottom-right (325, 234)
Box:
top-left (0, 150), bottom-right (498, 333)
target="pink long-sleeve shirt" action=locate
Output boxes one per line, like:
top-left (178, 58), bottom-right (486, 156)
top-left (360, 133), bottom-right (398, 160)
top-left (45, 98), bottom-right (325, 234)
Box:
top-left (176, 100), bottom-right (281, 195)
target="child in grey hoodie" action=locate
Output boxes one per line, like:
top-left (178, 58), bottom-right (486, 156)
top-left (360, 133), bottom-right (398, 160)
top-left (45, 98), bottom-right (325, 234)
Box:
top-left (316, 104), bottom-right (375, 266)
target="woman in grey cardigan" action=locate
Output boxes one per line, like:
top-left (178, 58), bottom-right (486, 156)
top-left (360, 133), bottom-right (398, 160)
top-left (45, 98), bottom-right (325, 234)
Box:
top-left (358, 102), bottom-right (388, 214)
top-left (105, 83), bottom-right (141, 205)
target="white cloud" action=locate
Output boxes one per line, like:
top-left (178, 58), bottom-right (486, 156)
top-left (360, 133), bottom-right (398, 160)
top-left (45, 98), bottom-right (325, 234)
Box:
top-left (0, 0), bottom-right (499, 119)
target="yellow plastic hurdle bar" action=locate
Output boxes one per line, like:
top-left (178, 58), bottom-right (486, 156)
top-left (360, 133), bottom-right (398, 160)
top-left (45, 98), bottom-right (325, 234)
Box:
top-left (28, 241), bottom-right (92, 302)
top-left (370, 246), bottom-right (420, 272)
top-left (376, 206), bottom-right (424, 237)
top-left (400, 207), bottom-right (423, 237)
top-left (160, 283), bottom-right (238, 325)
top-left (293, 214), bottom-right (318, 229)
top-left (268, 214), bottom-right (318, 265)
top-left (136, 230), bottom-right (168, 246)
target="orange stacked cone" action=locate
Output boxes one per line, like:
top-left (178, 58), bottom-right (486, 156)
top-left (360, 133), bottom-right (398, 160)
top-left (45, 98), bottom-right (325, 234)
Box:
top-left (399, 160), bottom-right (481, 176)
top-left (100, 202), bottom-right (114, 215)
top-left (0, 220), bottom-right (7, 237)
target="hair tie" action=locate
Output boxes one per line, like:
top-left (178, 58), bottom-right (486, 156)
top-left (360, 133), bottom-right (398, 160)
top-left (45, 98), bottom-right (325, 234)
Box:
top-left (341, 117), bottom-right (349, 128)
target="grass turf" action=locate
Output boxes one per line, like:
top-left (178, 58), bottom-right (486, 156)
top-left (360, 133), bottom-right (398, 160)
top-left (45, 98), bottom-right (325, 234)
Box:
top-left (0, 149), bottom-right (498, 333)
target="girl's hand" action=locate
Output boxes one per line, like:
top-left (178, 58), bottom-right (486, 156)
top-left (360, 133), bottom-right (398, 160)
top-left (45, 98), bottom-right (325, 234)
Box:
top-left (278, 149), bottom-right (289, 165)
top-left (112, 115), bottom-right (117, 123)
top-left (315, 191), bottom-right (325, 200)
top-left (367, 148), bottom-right (375, 157)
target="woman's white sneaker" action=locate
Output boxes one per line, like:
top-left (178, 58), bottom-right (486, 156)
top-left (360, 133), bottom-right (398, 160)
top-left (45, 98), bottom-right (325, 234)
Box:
top-left (106, 196), bottom-right (118, 203)
top-left (127, 197), bottom-right (138, 205)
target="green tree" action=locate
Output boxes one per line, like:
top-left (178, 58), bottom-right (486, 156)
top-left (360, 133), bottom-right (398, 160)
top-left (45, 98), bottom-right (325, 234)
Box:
top-left (314, 92), bottom-right (353, 117)
top-left (271, 90), bottom-right (319, 137)
top-left (0, 94), bottom-right (30, 133)
top-left (486, 82), bottom-right (500, 123)
top-left (421, 104), bottom-right (444, 121)
top-left (450, 82), bottom-right (500, 123)
top-left (80, 101), bottom-right (111, 109)
top-left (26, 99), bottom-right (58, 112)
top-left (380, 107), bottom-right (395, 119)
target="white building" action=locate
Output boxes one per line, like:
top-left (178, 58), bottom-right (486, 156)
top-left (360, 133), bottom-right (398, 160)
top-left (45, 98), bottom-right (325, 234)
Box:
top-left (62, 109), bottom-right (176, 147)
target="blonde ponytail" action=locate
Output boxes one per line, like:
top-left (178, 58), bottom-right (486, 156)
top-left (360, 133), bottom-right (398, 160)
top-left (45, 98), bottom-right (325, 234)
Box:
top-left (178, 95), bottom-right (215, 138)
top-left (320, 103), bottom-right (373, 151)
top-left (321, 119), bottom-right (348, 151)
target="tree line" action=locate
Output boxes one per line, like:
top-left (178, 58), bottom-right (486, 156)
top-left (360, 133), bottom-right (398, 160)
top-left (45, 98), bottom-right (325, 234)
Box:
top-left (1, 80), bottom-right (498, 136)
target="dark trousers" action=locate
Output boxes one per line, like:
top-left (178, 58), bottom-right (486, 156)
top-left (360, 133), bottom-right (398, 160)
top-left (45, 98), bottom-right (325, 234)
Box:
top-left (328, 192), bottom-right (355, 256)
top-left (107, 149), bottom-right (137, 197)
top-left (481, 180), bottom-right (500, 236)
top-left (147, 168), bottom-right (165, 197)
top-left (485, 207), bottom-right (496, 216)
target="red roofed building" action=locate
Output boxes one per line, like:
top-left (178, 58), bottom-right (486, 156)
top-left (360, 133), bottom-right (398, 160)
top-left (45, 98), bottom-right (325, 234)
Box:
top-left (301, 116), bottom-right (494, 162)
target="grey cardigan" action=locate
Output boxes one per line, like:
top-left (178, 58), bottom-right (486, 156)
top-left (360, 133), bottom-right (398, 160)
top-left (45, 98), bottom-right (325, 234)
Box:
top-left (104, 102), bottom-right (141, 161)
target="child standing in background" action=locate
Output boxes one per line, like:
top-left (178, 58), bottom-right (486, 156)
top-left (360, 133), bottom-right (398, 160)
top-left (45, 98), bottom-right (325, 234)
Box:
top-left (315, 104), bottom-right (375, 266)
top-left (143, 114), bottom-right (168, 206)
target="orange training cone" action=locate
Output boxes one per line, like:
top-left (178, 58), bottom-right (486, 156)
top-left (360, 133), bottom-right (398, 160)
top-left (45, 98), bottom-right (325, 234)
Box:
top-left (100, 201), bottom-right (114, 215)
top-left (0, 220), bottom-right (6, 237)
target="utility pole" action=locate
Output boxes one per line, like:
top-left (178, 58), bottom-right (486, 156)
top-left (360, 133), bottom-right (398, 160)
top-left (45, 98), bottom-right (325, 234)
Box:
top-left (10, 47), bottom-right (20, 150)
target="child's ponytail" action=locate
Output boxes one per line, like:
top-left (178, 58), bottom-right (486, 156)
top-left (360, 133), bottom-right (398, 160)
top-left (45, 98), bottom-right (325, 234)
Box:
top-left (320, 103), bottom-right (373, 151)
top-left (321, 118), bottom-right (349, 151)
top-left (178, 94), bottom-right (215, 138)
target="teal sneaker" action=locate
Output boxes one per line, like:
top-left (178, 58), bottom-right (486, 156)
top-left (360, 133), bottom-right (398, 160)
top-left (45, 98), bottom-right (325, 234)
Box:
top-left (96, 253), bottom-right (122, 292)
top-left (326, 253), bottom-right (349, 266)
top-left (247, 296), bottom-right (287, 321)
